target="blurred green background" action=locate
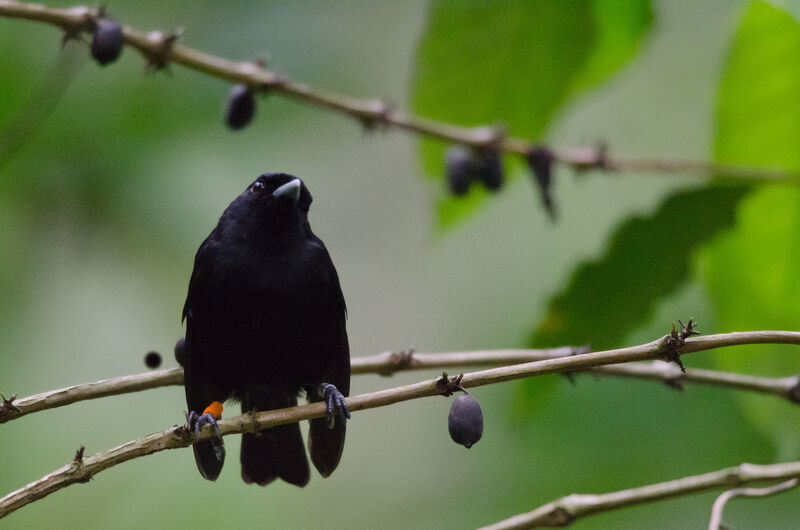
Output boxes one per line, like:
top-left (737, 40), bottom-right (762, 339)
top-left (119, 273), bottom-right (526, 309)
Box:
top-left (2, 0), bottom-right (800, 528)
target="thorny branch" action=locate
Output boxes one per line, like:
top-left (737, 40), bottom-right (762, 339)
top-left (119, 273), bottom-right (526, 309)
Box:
top-left (1, 0), bottom-right (800, 183)
top-left (2, 328), bottom-right (800, 517)
top-left (480, 463), bottom-right (800, 530)
top-left (6, 338), bottom-right (800, 425)
top-left (5, 336), bottom-right (800, 425)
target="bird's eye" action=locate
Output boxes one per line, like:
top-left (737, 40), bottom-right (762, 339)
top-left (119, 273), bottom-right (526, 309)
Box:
top-left (250, 181), bottom-right (266, 193)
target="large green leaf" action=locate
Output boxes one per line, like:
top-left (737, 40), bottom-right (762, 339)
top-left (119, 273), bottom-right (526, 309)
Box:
top-left (530, 184), bottom-right (749, 352)
top-left (574, 0), bottom-right (654, 90)
top-left (516, 182), bottom-right (748, 408)
top-left (700, 1), bottom-right (800, 456)
top-left (411, 0), bottom-right (652, 229)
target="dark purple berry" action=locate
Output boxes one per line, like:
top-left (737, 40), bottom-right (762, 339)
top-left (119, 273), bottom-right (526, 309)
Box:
top-left (446, 146), bottom-right (475, 196)
top-left (526, 146), bottom-right (556, 220)
top-left (90, 18), bottom-right (124, 66)
top-left (448, 394), bottom-right (483, 448)
top-left (144, 351), bottom-right (162, 369)
top-left (225, 84), bottom-right (256, 130)
top-left (476, 149), bottom-right (504, 191)
top-left (174, 336), bottom-right (186, 366)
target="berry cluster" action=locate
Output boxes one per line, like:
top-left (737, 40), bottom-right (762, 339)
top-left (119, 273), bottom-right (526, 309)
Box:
top-left (445, 144), bottom-right (557, 220)
top-left (445, 146), bottom-right (503, 196)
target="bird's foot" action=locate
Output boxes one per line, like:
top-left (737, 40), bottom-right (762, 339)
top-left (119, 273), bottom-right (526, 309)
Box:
top-left (185, 401), bottom-right (225, 461)
top-left (316, 383), bottom-right (350, 429)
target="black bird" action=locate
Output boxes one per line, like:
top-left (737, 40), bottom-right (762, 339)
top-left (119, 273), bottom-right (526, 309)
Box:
top-left (182, 173), bottom-right (350, 486)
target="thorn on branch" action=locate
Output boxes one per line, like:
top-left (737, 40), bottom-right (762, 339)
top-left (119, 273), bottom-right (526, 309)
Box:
top-left (437, 372), bottom-right (466, 397)
top-left (572, 142), bottom-right (611, 173)
top-left (662, 318), bottom-right (699, 373)
top-left (144, 29), bottom-right (183, 73)
top-left (358, 99), bottom-right (392, 132)
top-left (0, 393), bottom-right (21, 422)
top-left (71, 445), bottom-right (91, 482)
top-left (73, 445), bottom-right (85, 463)
top-left (1, 393), bottom-right (20, 413)
top-left (378, 347), bottom-right (418, 376)
top-left (57, 6), bottom-right (95, 49)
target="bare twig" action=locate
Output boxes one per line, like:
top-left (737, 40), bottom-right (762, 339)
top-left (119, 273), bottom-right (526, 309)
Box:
top-left (5, 339), bottom-right (800, 425)
top-left (481, 464), bottom-right (800, 530)
top-left (0, 347), bottom-right (583, 424)
top-left (354, 346), bottom-right (588, 376)
top-left (707, 478), bottom-right (799, 530)
top-left (1, 0), bottom-right (800, 183)
top-left (0, 368), bottom-right (184, 423)
top-left (3, 329), bottom-right (800, 517)
top-left (593, 362), bottom-right (800, 400)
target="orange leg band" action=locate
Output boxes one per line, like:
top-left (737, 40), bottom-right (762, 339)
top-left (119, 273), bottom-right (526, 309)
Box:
top-left (203, 401), bottom-right (223, 419)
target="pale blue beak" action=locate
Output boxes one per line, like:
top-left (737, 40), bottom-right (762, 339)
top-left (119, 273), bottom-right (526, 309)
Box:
top-left (272, 179), bottom-right (301, 202)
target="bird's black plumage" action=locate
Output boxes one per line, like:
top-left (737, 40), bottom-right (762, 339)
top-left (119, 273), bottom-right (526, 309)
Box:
top-left (182, 173), bottom-right (350, 486)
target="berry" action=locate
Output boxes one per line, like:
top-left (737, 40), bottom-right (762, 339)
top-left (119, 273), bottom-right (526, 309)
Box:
top-left (90, 18), bottom-right (124, 66)
top-left (144, 351), bottom-right (162, 369)
top-left (225, 84), bottom-right (256, 130)
top-left (448, 394), bottom-right (483, 448)
top-left (476, 149), bottom-right (503, 191)
top-left (174, 336), bottom-right (186, 366)
top-left (445, 146), bottom-right (475, 196)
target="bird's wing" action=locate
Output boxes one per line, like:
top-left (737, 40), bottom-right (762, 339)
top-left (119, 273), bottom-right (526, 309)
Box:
top-left (183, 232), bottom-right (226, 481)
top-left (308, 239), bottom-right (350, 477)
top-left (182, 229), bottom-right (219, 324)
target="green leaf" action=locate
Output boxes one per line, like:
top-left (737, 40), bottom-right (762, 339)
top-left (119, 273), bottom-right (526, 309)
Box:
top-left (516, 182), bottom-right (749, 407)
top-left (530, 184), bottom-right (749, 353)
top-left (574, 0), bottom-right (654, 90)
top-left (412, 0), bottom-right (652, 229)
top-left (699, 1), bottom-right (800, 456)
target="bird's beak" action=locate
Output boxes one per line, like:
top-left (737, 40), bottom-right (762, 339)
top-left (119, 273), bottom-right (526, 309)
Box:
top-left (272, 179), bottom-right (301, 203)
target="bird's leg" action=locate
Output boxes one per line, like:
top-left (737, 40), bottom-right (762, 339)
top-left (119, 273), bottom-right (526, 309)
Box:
top-left (185, 401), bottom-right (226, 461)
top-left (315, 383), bottom-right (350, 429)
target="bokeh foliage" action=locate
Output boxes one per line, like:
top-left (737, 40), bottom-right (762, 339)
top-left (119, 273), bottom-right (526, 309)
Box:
top-left (2, 1), bottom-right (800, 529)
top-left (412, 0), bottom-right (652, 228)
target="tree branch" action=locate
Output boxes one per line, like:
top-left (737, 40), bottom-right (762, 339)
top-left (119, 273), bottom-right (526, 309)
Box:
top-left (707, 478), bottom-right (799, 530)
top-left (2, 329), bottom-right (800, 518)
top-left (0, 346), bottom-right (585, 424)
top-left (0, 368), bottom-right (184, 423)
top-left (1, 0), bottom-right (799, 183)
top-left (5, 339), bottom-right (800, 424)
top-left (480, 462), bottom-right (800, 530)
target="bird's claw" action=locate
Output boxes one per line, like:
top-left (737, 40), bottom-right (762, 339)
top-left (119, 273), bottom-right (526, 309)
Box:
top-left (317, 383), bottom-right (350, 429)
top-left (185, 410), bottom-right (226, 461)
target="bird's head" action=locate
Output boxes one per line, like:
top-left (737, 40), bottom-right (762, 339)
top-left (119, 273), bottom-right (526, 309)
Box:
top-left (222, 173), bottom-right (314, 242)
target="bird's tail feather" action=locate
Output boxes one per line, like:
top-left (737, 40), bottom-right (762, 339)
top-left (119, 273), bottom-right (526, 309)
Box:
top-left (240, 395), bottom-right (310, 487)
top-left (308, 415), bottom-right (346, 477)
top-left (193, 439), bottom-right (224, 481)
